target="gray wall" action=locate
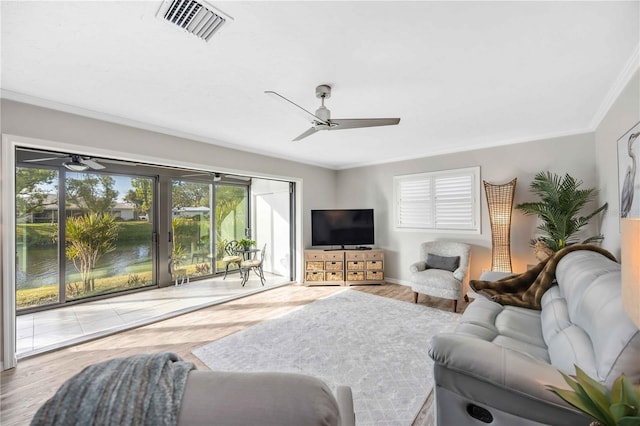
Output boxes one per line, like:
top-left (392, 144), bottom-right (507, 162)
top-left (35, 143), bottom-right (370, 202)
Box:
top-left (595, 70), bottom-right (640, 258)
top-left (335, 133), bottom-right (598, 283)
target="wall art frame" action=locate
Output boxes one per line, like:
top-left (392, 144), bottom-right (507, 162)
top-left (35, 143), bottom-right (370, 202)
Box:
top-left (618, 121), bottom-right (640, 219)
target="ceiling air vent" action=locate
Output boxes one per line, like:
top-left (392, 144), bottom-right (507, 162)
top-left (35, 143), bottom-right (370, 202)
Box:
top-left (157, 0), bottom-right (232, 42)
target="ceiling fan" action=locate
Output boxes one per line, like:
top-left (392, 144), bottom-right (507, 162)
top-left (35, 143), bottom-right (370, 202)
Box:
top-left (23, 153), bottom-right (115, 171)
top-left (265, 84), bottom-right (400, 141)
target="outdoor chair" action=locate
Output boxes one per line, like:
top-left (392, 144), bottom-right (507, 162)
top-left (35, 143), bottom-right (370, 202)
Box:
top-left (221, 240), bottom-right (243, 279)
top-left (409, 241), bottom-right (470, 312)
top-left (239, 243), bottom-right (266, 287)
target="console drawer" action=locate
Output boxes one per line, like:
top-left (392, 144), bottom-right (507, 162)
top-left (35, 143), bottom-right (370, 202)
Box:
top-left (365, 251), bottom-right (384, 261)
top-left (324, 253), bottom-right (344, 261)
top-left (345, 252), bottom-right (366, 261)
top-left (347, 261), bottom-right (364, 271)
top-left (305, 271), bottom-right (325, 281)
top-left (305, 252), bottom-right (324, 261)
top-left (306, 261), bottom-right (324, 271)
top-left (347, 271), bottom-right (364, 281)
top-left (366, 260), bottom-right (383, 270)
top-left (325, 261), bottom-right (343, 271)
top-left (366, 271), bottom-right (384, 281)
top-left (326, 271), bottom-right (344, 281)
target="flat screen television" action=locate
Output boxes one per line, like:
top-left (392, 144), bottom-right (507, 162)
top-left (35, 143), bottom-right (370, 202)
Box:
top-left (311, 209), bottom-right (374, 248)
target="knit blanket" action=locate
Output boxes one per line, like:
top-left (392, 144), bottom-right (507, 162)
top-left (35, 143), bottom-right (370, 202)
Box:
top-left (470, 244), bottom-right (617, 310)
top-left (31, 352), bottom-right (195, 426)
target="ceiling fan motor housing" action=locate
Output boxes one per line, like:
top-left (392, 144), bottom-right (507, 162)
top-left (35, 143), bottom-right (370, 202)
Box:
top-left (315, 84), bottom-right (331, 99)
top-left (315, 105), bottom-right (331, 122)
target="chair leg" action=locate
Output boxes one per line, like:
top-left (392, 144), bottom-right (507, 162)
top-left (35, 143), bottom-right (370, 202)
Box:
top-left (223, 263), bottom-right (229, 279)
top-left (453, 299), bottom-right (458, 312)
top-left (413, 292), bottom-right (418, 303)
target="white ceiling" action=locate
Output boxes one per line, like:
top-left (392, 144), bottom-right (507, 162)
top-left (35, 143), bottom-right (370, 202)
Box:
top-left (2, 1), bottom-right (639, 169)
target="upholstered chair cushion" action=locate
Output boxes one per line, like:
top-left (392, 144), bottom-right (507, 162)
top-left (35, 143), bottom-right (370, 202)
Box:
top-left (425, 253), bottom-right (460, 272)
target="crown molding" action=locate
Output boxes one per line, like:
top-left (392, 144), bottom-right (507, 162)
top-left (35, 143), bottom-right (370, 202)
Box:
top-left (589, 42), bottom-right (640, 131)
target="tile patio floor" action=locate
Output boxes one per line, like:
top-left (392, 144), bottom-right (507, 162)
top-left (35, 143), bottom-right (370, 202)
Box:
top-left (16, 272), bottom-right (291, 358)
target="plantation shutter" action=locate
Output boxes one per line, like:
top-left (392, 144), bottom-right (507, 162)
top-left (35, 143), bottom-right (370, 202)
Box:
top-left (394, 167), bottom-right (479, 232)
top-left (397, 178), bottom-right (433, 228)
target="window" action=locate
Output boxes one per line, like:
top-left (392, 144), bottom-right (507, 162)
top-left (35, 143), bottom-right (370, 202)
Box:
top-left (394, 166), bottom-right (480, 232)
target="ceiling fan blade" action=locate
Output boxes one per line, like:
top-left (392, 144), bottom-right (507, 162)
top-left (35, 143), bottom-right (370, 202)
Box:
top-left (23, 156), bottom-right (65, 163)
top-left (99, 158), bottom-right (135, 166)
top-left (265, 90), bottom-right (329, 125)
top-left (330, 118), bottom-right (400, 130)
top-left (80, 158), bottom-right (106, 170)
top-left (292, 127), bottom-right (318, 141)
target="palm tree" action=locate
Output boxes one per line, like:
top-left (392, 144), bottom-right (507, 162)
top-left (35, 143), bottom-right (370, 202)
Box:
top-left (516, 171), bottom-right (608, 252)
top-left (66, 213), bottom-right (119, 292)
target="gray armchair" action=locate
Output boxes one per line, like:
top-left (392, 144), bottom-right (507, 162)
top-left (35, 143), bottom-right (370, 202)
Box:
top-left (409, 241), bottom-right (471, 312)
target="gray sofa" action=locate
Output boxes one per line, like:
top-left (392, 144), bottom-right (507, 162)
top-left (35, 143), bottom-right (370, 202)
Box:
top-left (179, 370), bottom-right (355, 426)
top-left (429, 249), bottom-right (640, 425)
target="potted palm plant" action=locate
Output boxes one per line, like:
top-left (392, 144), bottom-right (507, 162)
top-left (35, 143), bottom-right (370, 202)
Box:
top-left (516, 171), bottom-right (608, 260)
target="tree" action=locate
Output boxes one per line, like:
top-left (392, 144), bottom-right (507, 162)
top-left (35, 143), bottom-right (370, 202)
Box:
top-left (215, 186), bottom-right (245, 240)
top-left (171, 181), bottom-right (209, 209)
top-left (65, 213), bottom-right (119, 292)
top-left (124, 178), bottom-right (153, 220)
top-left (66, 174), bottom-right (118, 215)
top-left (15, 167), bottom-right (57, 216)
top-left (516, 171), bottom-right (608, 252)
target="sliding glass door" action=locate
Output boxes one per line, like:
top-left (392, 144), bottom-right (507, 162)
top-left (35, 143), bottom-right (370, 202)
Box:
top-left (171, 179), bottom-right (214, 278)
top-left (170, 179), bottom-right (250, 278)
top-left (15, 155), bottom-right (157, 311)
top-left (214, 183), bottom-right (249, 274)
top-left (15, 166), bottom-right (60, 309)
top-left (64, 172), bottom-right (155, 300)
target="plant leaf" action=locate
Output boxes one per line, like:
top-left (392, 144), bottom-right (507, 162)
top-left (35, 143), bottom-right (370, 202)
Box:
top-left (548, 386), bottom-right (606, 422)
top-left (610, 403), bottom-right (636, 421)
top-left (575, 366), bottom-right (609, 397)
top-left (620, 376), bottom-right (640, 414)
top-left (618, 416), bottom-right (640, 426)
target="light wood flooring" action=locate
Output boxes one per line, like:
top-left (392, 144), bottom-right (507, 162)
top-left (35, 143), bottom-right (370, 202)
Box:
top-left (0, 283), bottom-right (468, 426)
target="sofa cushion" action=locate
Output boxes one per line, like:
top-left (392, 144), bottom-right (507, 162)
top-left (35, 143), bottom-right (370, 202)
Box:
top-left (554, 251), bottom-right (640, 385)
top-left (540, 296), bottom-right (572, 343)
top-left (455, 297), bottom-right (549, 363)
top-left (426, 253), bottom-right (459, 272)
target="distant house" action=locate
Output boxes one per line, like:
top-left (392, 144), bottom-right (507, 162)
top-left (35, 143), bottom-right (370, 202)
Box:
top-left (172, 206), bottom-right (210, 219)
top-left (19, 195), bottom-right (136, 222)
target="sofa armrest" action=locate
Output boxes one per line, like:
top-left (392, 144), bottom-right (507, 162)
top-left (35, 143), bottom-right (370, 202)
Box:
top-left (429, 333), bottom-right (589, 424)
top-left (452, 267), bottom-right (465, 282)
top-left (336, 386), bottom-right (355, 426)
top-left (409, 261), bottom-right (426, 273)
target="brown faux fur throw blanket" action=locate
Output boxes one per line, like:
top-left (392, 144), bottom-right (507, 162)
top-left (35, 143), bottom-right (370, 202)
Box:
top-left (470, 244), bottom-right (618, 310)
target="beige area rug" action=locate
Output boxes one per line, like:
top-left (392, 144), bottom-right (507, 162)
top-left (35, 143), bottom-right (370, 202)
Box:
top-left (193, 289), bottom-right (458, 425)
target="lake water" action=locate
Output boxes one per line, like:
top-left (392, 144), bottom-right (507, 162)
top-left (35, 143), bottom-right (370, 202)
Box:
top-left (16, 243), bottom-right (153, 289)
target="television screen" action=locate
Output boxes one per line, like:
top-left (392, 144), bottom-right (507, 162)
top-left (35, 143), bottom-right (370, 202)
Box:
top-left (311, 209), bottom-right (374, 247)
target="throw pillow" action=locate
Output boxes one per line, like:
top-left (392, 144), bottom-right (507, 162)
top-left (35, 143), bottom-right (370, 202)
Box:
top-left (426, 253), bottom-right (460, 272)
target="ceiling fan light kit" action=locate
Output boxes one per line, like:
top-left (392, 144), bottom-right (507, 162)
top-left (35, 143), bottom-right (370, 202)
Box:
top-left (265, 84), bottom-right (400, 141)
top-left (62, 156), bottom-right (90, 172)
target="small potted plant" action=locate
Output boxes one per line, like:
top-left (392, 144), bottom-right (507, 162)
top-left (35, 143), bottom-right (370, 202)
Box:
top-left (237, 238), bottom-right (256, 250)
top-left (547, 366), bottom-right (640, 426)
